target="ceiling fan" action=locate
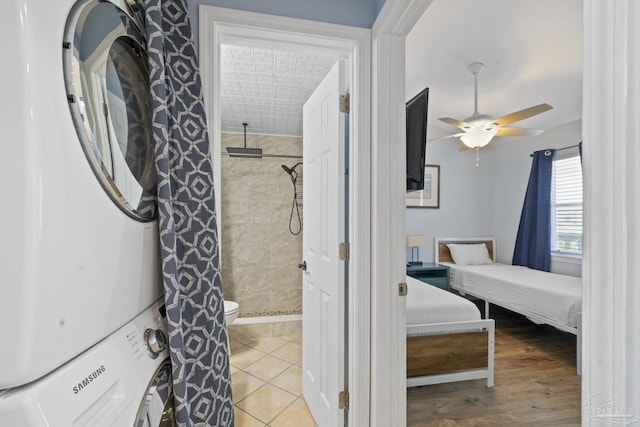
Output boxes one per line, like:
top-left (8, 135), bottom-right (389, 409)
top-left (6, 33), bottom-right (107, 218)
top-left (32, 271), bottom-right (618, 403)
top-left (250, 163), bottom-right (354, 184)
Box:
top-left (428, 62), bottom-right (553, 152)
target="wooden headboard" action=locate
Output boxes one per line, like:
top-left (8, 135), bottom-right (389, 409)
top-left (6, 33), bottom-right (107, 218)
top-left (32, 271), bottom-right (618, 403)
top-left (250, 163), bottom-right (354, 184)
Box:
top-left (435, 237), bottom-right (497, 263)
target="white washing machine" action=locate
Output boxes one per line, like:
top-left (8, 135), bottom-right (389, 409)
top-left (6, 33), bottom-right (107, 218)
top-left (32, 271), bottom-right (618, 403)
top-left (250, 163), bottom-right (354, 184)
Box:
top-left (0, 0), bottom-right (162, 388)
top-left (0, 298), bottom-right (174, 426)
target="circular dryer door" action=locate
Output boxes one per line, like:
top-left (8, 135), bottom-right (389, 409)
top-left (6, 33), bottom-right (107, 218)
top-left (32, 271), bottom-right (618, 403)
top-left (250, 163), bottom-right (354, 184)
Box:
top-left (63, 0), bottom-right (156, 220)
top-left (135, 359), bottom-right (175, 426)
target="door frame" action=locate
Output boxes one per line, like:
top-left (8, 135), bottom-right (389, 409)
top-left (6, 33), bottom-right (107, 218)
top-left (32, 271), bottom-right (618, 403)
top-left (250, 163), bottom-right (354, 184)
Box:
top-left (369, 1), bottom-right (433, 426)
top-left (198, 7), bottom-right (371, 425)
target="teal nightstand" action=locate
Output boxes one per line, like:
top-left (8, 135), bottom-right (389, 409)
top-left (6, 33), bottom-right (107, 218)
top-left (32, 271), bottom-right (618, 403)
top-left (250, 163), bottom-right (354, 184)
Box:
top-left (406, 263), bottom-right (450, 291)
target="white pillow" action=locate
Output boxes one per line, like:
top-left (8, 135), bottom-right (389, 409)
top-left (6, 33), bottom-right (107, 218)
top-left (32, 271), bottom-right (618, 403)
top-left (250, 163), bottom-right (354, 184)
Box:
top-left (447, 243), bottom-right (493, 265)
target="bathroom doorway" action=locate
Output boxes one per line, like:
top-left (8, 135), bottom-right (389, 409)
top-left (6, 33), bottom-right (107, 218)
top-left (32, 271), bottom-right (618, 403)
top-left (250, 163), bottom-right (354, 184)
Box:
top-left (199, 6), bottom-right (371, 425)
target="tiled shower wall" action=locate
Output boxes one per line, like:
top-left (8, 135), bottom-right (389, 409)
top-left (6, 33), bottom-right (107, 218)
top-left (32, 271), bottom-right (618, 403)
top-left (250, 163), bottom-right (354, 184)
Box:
top-left (220, 133), bottom-right (303, 319)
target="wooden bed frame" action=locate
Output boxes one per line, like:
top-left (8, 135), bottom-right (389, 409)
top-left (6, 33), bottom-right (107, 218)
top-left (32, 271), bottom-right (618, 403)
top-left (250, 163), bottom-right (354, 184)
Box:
top-left (406, 319), bottom-right (494, 387)
top-left (434, 237), bottom-right (581, 374)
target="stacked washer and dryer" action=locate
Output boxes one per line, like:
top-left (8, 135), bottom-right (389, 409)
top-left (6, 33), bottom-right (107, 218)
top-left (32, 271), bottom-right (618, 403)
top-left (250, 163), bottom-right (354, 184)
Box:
top-left (0, 0), bottom-right (174, 424)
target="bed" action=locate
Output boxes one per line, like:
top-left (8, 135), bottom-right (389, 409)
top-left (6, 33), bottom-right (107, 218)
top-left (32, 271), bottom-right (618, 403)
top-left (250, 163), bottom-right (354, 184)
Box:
top-left (405, 275), bottom-right (495, 387)
top-left (434, 237), bottom-right (582, 372)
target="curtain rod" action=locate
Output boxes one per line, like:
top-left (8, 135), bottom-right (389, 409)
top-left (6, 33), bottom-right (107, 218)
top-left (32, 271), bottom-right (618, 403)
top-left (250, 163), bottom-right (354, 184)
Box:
top-left (529, 142), bottom-right (582, 157)
top-left (221, 152), bottom-right (302, 160)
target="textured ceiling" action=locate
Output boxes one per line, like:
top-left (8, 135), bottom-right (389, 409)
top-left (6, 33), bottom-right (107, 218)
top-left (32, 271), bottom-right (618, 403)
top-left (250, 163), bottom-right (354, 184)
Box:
top-left (220, 44), bottom-right (337, 137)
top-left (406, 0), bottom-right (583, 144)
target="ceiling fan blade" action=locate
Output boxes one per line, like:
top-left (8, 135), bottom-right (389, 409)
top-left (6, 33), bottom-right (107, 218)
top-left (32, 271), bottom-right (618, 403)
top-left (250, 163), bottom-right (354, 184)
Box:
top-left (439, 117), bottom-right (470, 130)
top-left (495, 127), bottom-right (545, 137)
top-left (427, 132), bottom-right (465, 142)
top-left (491, 103), bottom-right (553, 127)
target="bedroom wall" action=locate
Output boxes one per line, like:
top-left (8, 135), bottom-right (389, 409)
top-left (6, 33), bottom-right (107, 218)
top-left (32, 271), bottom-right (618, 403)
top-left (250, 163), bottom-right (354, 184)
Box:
top-left (406, 138), bottom-right (493, 264)
top-left (406, 119), bottom-right (583, 277)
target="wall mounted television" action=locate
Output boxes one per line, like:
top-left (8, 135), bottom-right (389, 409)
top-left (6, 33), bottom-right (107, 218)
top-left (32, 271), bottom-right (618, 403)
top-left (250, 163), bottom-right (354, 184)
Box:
top-left (406, 87), bottom-right (429, 192)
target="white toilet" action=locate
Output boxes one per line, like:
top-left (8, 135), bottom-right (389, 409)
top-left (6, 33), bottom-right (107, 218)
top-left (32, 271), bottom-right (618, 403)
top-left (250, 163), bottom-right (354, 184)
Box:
top-left (223, 300), bottom-right (239, 325)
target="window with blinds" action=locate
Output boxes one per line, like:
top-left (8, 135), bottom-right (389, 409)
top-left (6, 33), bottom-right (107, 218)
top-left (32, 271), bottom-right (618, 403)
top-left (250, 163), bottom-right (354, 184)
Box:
top-left (551, 153), bottom-right (583, 256)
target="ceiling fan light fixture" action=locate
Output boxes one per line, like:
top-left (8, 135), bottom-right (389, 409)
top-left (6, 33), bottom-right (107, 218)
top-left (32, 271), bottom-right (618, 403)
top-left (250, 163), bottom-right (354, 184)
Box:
top-left (460, 126), bottom-right (498, 148)
top-left (430, 63), bottom-right (553, 149)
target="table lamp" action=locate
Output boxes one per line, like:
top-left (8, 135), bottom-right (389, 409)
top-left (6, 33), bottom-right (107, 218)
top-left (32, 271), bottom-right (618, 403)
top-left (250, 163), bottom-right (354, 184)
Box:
top-left (406, 234), bottom-right (426, 265)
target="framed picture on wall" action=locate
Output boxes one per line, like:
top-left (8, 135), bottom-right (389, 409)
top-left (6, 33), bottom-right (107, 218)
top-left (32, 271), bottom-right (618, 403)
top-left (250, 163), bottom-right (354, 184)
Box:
top-left (407, 164), bottom-right (440, 208)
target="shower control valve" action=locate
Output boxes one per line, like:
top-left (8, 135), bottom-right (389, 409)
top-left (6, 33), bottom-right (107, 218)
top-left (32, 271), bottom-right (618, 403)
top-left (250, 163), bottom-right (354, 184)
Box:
top-left (144, 328), bottom-right (167, 359)
top-left (298, 261), bottom-right (307, 271)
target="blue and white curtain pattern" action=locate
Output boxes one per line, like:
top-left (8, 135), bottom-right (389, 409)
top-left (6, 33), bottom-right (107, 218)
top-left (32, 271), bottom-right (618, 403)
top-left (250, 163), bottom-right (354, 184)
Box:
top-left (512, 149), bottom-right (555, 271)
top-left (141, 1), bottom-right (234, 425)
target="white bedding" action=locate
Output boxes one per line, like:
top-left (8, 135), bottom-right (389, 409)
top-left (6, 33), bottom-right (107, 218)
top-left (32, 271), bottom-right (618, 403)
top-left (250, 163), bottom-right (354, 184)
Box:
top-left (405, 275), bottom-right (481, 326)
top-left (442, 262), bottom-right (582, 328)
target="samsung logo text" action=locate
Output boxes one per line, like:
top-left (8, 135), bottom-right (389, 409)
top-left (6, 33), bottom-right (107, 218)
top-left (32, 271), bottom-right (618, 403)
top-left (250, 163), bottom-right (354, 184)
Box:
top-left (72, 365), bottom-right (106, 394)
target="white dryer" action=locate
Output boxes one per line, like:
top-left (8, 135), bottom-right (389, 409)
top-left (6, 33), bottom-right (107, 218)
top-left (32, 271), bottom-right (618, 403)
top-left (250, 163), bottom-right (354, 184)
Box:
top-left (0, 298), bottom-right (174, 426)
top-left (0, 0), bottom-right (162, 388)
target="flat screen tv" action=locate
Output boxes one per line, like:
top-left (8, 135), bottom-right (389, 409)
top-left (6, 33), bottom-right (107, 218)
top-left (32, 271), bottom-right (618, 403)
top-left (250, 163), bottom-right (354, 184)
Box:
top-left (406, 87), bottom-right (429, 192)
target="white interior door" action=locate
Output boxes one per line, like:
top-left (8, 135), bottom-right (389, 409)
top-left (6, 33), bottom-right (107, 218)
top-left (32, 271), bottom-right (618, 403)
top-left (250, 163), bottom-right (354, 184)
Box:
top-left (302, 60), bottom-right (346, 426)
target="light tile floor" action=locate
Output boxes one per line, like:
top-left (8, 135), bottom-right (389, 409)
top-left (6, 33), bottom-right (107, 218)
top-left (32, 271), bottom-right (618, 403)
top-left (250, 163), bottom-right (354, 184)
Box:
top-left (229, 334), bottom-right (317, 426)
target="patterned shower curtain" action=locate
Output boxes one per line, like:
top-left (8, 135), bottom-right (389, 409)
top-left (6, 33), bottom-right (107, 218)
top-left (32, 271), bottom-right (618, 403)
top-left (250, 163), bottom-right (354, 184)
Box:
top-left (141, 1), bottom-right (234, 425)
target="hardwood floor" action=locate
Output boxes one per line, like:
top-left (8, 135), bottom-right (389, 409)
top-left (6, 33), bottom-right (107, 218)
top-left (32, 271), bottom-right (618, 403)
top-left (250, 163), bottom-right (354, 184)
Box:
top-left (407, 303), bottom-right (581, 426)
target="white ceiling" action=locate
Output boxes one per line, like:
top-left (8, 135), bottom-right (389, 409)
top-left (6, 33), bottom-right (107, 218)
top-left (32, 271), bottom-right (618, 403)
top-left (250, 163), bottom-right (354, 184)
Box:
top-left (220, 44), bottom-right (337, 136)
top-left (219, 0), bottom-right (582, 142)
top-left (406, 0), bottom-right (583, 144)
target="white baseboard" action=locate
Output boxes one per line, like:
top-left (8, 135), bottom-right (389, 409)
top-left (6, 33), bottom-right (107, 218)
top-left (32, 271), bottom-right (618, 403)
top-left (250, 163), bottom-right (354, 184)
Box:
top-left (232, 314), bottom-right (302, 325)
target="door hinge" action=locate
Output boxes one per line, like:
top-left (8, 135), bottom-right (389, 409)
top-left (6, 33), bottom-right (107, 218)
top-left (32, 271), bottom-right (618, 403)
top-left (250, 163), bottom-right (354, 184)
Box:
top-left (339, 93), bottom-right (350, 114)
top-left (399, 282), bottom-right (408, 297)
top-left (339, 242), bottom-right (350, 261)
top-left (339, 390), bottom-right (350, 410)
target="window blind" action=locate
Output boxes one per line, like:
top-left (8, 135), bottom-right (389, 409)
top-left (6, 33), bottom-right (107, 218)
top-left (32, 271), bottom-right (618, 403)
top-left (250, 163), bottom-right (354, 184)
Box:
top-left (551, 154), bottom-right (583, 255)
